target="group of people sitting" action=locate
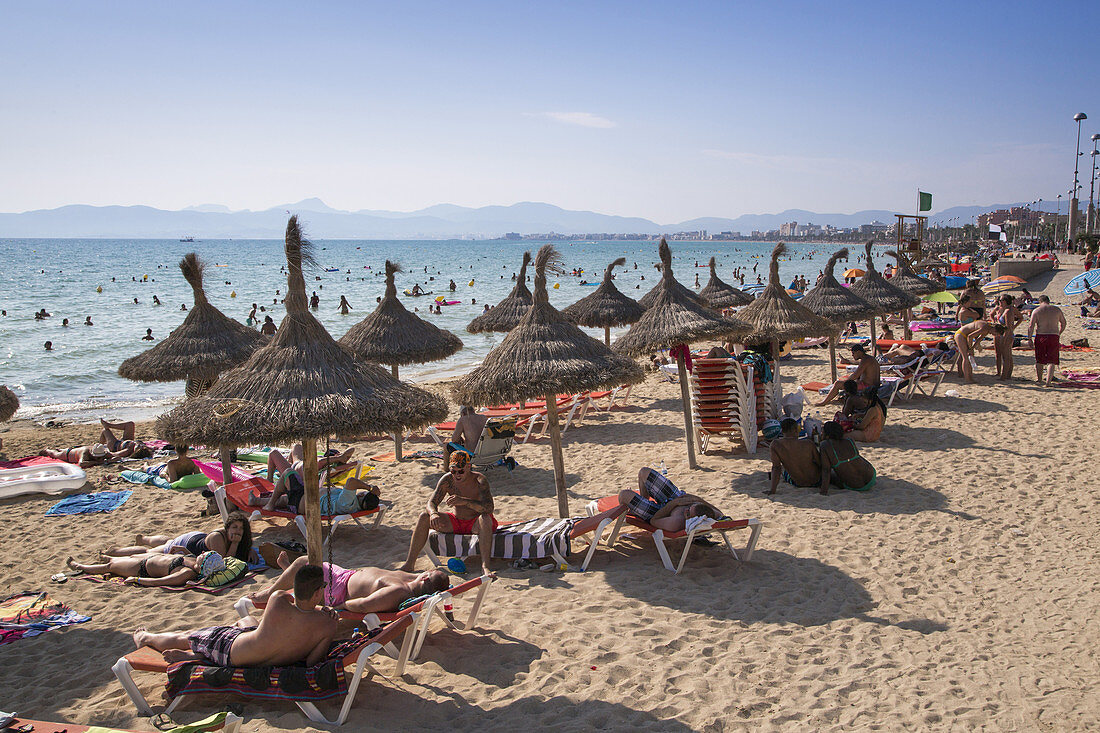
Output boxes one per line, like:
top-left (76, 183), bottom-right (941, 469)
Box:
top-left (768, 418), bottom-right (877, 495)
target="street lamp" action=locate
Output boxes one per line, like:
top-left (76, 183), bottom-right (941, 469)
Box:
top-left (1070, 112), bottom-right (1088, 239)
top-left (1089, 133), bottom-right (1100, 234)
top-left (1057, 193), bottom-right (1063, 242)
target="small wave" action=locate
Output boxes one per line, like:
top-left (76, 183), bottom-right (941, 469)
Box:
top-left (15, 395), bottom-right (183, 424)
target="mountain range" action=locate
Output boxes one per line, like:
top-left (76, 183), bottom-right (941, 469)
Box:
top-left (0, 199), bottom-right (1044, 239)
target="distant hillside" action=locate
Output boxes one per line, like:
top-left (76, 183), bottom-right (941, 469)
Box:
top-left (0, 199), bottom-right (1041, 238)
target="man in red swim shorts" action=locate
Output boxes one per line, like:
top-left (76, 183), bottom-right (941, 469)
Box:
top-left (1028, 295), bottom-right (1067, 387)
top-left (400, 450), bottom-right (498, 571)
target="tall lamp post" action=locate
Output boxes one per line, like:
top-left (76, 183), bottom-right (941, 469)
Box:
top-left (1070, 113), bottom-right (1088, 240)
top-left (1089, 133), bottom-right (1100, 235)
top-left (1057, 193), bottom-right (1063, 242)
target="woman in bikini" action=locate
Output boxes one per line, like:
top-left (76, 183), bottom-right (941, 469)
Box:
top-left (818, 421), bottom-right (877, 494)
top-left (66, 550), bottom-right (226, 587)
top-left (103, 511), bottom-right (256, 562)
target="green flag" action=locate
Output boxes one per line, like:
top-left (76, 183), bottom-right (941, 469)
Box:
top-left (919, 191), bottom-right (932, 212)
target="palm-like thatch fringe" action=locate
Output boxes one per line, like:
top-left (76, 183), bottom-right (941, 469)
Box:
top-left (0, 385), bottom-right (19, 422)
top-left (561, 257), bottom-right (645, 328)
top-left (156, 216), bottom-right (448, 447)
top-left (849, 242), bottom-right (922, 313)
top-left (800, 248), bottom-right (880, 323)
top-left (466, 251), bottom-right (534, 333)
top-left (638, 275), bottom-right (705, 310)
top-left (452, 246), bottom-right (643, 407)
top-left (734, 243), bottom-right (836, 342)
top-left (885, 250), bottom-right (942, 297)
top-left (118, 253), bottom-right (265, 383)
top-left (613, 239), bottom-right (750, 357)
top-left (339, 260), bottom-right (463, 366)
top-left (697, 256), bottom-right (754, 308)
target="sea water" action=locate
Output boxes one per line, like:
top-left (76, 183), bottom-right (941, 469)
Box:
top-left (0, 237), bottom-right (882, 423)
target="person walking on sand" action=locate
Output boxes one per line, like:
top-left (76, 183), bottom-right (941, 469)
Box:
top-left (1027, 295), bottom-right (1066, 386)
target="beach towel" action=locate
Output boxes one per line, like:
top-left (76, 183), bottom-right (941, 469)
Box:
top-left (78, 564), bottom-right (260, 595)
top-left (46, 490), bottom-right (132, 516)
top-left (0, 455), bottom-right (64, 470)
top-left (369, 449), bottom-right (442, 463)
top-left (0, 591), bottom-right (90, 646)
top-left (194, 460), bottom-right (254, 485)
top-left (120, 469), bottom-right (172, 490)
top-left (429, 516), bottom-right (577, 561)
top-left (164, 632), bottom-right (378, 703)
top-left (1059, 371), bottom-right (1100, 388)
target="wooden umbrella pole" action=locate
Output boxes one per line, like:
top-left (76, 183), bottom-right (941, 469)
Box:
top-left (675, 348), bottom-right (698, 470)
top-left (829, 335), bottom-right (838, 384)
top-left (869, 317), bottom-right (878, 351)
top-left (302, 437), bottom-right (322, 565)
top-left (391, 364), bottom-right (403, 462)
top-left (604, 325), bottom-right (611, 347)
top-left (771, 340), bottom-right (782, 419)
top-left (218, 446), bottom-right (233, 488)
top-left (903, 308), bottom-right (913, 340)
top-left (545, 394), bottom-right (569, 517)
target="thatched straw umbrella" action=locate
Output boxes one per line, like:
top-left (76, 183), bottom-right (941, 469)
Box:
top-left (561, 257), bottom-right (645, 345)
top-left (849, 241), bottom-right (921, 347)
top-left (119, 253), bottom-right (264, 395)
top-left (339, 260), bottom-right (463, 460)
top-left (614, 238), bottom-right (750, 469)
top-left (697, 257), bottom-right (754, 308)
top-left (0, 385), bottom-right (19, 423)
top-left (466, 251), bottom-right (533, 333)
top-left (452, 245), bottom-right (643, 517)
top-left (734, 243), bottom-right (835, 418)
top-left (886, 250), bottom-right (942, 339)
top-left (801, 248), bottom-right (880, 382)
top-left (158, 217), bottom-right (448, 563)
top-left (638, 273), bottom-right (705, 310)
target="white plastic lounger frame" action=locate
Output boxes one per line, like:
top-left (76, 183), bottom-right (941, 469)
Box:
top-left (689, 361), bottom-right (758, 454)
top-left (111, 616), bottom-right (417, 726)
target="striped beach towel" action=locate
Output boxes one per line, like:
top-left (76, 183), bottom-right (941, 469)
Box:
top-left (429, 517), bottom-right (577, 560)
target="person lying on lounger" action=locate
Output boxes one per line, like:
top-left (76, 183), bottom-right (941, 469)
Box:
top-left (616, 468), bottom-right (725, 532)
top-left (767, 418), bottom-right (821, 494)
top-left (103, 511), bottom-right (257, 563)
top-left (133, 563), bottom-right (338, 667)
top-left (141, 444), bottom-right (200, 483)
top-left (248, 550), bottom-right (450, 614)
top-left (250, 444), bottom-right (359, 513)
top-left (818, 421), bottom-right (876, 494)
top-left (67, 550), bottom-right (226, 587)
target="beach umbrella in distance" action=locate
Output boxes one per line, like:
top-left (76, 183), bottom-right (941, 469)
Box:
top-left (740, 283), bottom-right (765, 295)
top-left (339, 260), bottom-right (462, 460)
top-left (452, 245), bottom-right (644, 517)
top-left (800, 248), bottom-right (880, 382)
top-left (697, 256), bottom-right (754, 309)
top-left (157, 216), bottom-right (448, 563)
top-left (561, 257), bottom-right (645, 345)
top-left (118, 252), bottom-right (266, 485)
top-left (614, 238), bottom-right (750, 469)
top-left (843, 268), bottom-right (866, 279)
top-left (734, 243), bottom-right (836, 417)
top-left (466, 251), bottom-right (533, 333)
top-left (0, 385), bottom-right (18, 423)
top-left (849, 242), bottom-right (921, 346)
top-left (886, 250), bottom-right (942, 339)
top-left (923, 291), bottom-right (959, 303)
top-left (982, 279), bottom-right (1025, 294)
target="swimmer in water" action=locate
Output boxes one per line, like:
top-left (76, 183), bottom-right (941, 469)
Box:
top-left (152, 295), bottom-right (161, 305)
top-left (35, 309), bottom-right (51, 320)
top-left (84, 316), bottom-right (93, 326)
top-left (45, 341), bottom-right (53, 350)
top-left (338, 295), bottom-right (352, 315)
top-left (181, 304), bottom-right (187, 311)
top-left (142, 328), bottom-right (155, 341)
top-left (62, 318), bottom-right (69, 326)
top-left (133, 298), bottom-right (139, 304)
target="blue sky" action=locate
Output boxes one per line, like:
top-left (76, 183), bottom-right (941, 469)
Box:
top-left (3, 0), bottom-right (1099, 222)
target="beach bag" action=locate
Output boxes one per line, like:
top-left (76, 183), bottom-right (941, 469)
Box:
top-left (203, 556), bottom-right (247, 587)
top-left (1071, 338), bottom-right (1089, 348)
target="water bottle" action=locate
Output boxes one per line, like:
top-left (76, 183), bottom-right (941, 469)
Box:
top-left (659, 460), bottom-right (667, 476)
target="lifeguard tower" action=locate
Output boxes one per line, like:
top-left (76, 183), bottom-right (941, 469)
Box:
top-left (895, 214), bottom-right (927, 266)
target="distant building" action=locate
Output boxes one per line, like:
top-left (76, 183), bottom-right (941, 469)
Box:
top-left (779, 221), bottom-right (798, 237)
top-left (504, 232), bottom-right (522, 240)
top-left (859, 220), bottom-right (888, 236)
top-left (751, 230), bottom-right (765, 239)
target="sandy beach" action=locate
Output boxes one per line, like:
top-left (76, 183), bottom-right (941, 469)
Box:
top-left (2, 259), bottom-right (1098, 731)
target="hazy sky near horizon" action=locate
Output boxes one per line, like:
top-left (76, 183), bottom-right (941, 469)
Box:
top-left (4, 1), bottom-right (1099, 222)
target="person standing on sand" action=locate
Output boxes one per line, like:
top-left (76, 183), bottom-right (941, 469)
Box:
top-left (991, 294), bottom-right (1023, 380)
top-left (1027, 295), bottom-right (1066, 386)
top-left (953, 321), bottom-right (1005, 383)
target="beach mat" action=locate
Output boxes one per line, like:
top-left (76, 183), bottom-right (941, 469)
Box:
top-left (77, 565), bottom-right (262, 595)
top-left (46, 490), bottom-right (132, 516)
top-left (0, 455), bottom-right (65, 470)
top-left (0, 591), bottom-right (91, 646)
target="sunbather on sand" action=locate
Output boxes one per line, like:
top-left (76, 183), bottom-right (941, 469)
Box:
top-left (67, 550), bottom-right (226, 587)
top-left (401, 451), bottom-right (497, 571)
top-left (249, 550), bottom-right (450, 614)
top-left (141, 444), bottom-right (200, 483)
top-left (40, 418), bottom-right (153, 466)
top-left (103, 511), bottom-right (257, 562)
top-left (817, 344), bottom-right (880, 405)
top-left (818, 421), bottom-right (876, 494)
top-left (617, 468), bottom-right (725, 532)
top-left (133, 564), bottom-right (338, 667)
top-left (767, 418), bottom-right (821, 494)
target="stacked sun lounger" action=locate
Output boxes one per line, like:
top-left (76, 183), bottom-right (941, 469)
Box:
top-left (688, 357), bottom-right (760, 453)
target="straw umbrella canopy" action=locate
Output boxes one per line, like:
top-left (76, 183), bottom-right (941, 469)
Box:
top-left (158, 216), bottom-right (448, 563)
top-left (560, 257), bottom-right (645, 345)
top-left (452, 245), bottom-right (644, 517)
top-left (733, 243), bottom-right (835, 418)
top-left (800, 248), bottom-right (880, 382)
top-left (119, 253), bottom-right (264, 395)
top-left (697, 257), bottom-right (754, 308)
top-left (886, 251), bottom-right (942, 297)
top-left (466, 251), bottom-right (533, 333)
top-left (849, 241), bottom-right (921, 345)
top-left (0, 385), bottom-right (18, 423)
top-left (614, 238), bottom-right (751, 469)
top-left (339, 260), bottom-right (463, 460)
top-left (638, 274), bottom-right (705, 310)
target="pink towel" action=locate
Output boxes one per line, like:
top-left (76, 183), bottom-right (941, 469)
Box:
top-left (0, 455), bottom-right (65, 470)
top-left (194, 460), bottom-right (254, 484)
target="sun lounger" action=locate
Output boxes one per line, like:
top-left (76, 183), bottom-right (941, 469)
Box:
top-left (587, 384), bottom-right (633, 411)
top-left (215, 476), bottom-right (391, 548)
top-left (234, 573), bottom-right (495, 662)
top-left (421, 505), bottom-right (627, 572)
top-left (586, 495), bottom-right (763, 574)
top-left (427, 416), bottom-right (518, 469)
top-left (8, 712), bottom-right (242, 733)
top-left (688, 358), bottom-right (759, 454)
top-left (112, 616), bottom-right (416, 726)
